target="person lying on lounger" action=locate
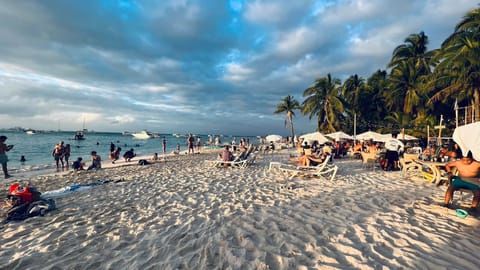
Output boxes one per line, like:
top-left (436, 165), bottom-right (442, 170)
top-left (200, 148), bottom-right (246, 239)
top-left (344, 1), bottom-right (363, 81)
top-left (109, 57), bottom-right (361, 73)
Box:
top-left (444, 151), bottom-right (480, 211)
top-left (290, 152), bottom-right (329, 167)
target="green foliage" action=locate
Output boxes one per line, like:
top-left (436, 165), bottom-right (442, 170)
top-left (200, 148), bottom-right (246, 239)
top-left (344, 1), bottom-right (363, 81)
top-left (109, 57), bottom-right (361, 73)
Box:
top-left (274, 6), bottom-right (480, 137)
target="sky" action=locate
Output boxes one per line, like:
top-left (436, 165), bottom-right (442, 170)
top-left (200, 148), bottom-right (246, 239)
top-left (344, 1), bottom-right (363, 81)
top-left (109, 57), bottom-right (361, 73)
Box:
top-left (0, 0), bottom-right (478, 136)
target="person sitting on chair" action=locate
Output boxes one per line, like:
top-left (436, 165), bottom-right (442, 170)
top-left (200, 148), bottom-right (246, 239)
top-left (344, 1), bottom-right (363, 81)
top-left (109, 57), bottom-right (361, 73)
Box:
top-left (444, 151), bottom-right (480, 211)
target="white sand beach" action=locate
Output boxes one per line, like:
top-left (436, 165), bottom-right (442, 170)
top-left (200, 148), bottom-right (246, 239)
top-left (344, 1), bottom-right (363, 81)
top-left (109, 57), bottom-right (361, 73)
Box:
top-left (1, 150), bottom-right (480, 269)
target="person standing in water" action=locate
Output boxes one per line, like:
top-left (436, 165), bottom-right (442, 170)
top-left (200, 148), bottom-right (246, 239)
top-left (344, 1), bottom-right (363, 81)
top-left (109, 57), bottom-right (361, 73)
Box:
top-left (52, 141), bottom-right (65, 169)
top-left (0, 135), bottom-right (13, 179)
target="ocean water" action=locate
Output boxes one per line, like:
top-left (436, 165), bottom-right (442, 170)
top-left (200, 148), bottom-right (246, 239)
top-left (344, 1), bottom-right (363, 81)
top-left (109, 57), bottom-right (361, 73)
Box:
top-left (0, 131), bottom-right (259, 178)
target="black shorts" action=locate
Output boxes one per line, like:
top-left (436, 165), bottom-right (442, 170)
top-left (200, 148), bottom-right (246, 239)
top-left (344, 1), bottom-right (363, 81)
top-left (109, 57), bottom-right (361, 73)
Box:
top-left (385, 150), bottom-right (399, 161)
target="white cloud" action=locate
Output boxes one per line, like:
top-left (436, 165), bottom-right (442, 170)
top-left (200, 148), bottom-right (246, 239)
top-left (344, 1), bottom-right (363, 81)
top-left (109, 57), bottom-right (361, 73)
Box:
top-left (223, 63), bottom-right (255, 82)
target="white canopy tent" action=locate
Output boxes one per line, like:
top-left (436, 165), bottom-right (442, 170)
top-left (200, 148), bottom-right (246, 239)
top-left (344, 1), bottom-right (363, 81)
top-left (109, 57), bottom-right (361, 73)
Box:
top-left (326, 131), bottom-right (353, 141)
top-left (299, 132), bottom-right (331, 145)
top-left (452, 122), bottom-right (480, 160)
top-left (355, 131), bottom-right (386, 142)
top-left (382, 133), bottom-right (419, 141)
top-left (265, 134), bottom-right (283, 142)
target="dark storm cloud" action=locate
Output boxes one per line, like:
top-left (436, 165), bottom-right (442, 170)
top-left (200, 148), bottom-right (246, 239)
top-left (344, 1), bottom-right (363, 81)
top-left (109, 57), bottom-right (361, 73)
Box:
top-left (0, 0), bottom-right (477, 135)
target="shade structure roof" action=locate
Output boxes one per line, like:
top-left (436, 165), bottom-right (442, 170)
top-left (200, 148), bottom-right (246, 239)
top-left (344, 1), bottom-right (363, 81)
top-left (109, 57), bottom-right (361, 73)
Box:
top-left (326, 131), bottom-right (353, 141)
top-left (299, 132), bottom-right (331, 144)
top-left (355, 131), bottom-right (386, 142)
top-left (265, 134), bottom-right (282, 142)
top-left (452, 122), bottom-right (480, 160)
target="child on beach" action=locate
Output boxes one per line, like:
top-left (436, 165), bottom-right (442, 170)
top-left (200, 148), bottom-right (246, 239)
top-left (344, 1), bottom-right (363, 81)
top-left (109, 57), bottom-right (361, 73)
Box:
top-left (72, 157), bottom-right (85, 171)
top-left (0, 135), bottom-right (14, 179)
top-left (123, 148), bottom-right (135, 162)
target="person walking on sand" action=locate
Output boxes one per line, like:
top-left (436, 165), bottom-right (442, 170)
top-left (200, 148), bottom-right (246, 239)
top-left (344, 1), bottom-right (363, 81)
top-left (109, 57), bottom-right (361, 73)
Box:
top-left (52, 141), bottom-right (65, 169)
top-left (383, 132), bottom-right (404, 171)
top-left (0, 135), bottom-right (14, 178)
top-left (196, 136), bottom-right (202, 152)
top-left (187, 134), bottom-right (195, 154)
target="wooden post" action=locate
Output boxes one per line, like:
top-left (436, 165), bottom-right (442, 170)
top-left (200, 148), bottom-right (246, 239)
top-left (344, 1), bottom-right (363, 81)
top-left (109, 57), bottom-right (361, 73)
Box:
top-left (455, 99), bottom-right (458, 128)
top-left (354, 112), bottom-right (357, 145)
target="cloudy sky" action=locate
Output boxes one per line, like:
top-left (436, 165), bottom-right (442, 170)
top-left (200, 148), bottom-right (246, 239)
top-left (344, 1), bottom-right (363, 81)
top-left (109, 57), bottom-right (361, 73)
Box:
top-left (0, 0), bottom-right (477, 136)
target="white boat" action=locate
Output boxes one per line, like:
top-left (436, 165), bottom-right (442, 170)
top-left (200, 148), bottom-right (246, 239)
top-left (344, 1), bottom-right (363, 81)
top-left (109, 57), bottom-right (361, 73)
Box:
top-left (25, 129), bottom-right (37, 135)
top-left (132, 130), bottom-right (153, 139)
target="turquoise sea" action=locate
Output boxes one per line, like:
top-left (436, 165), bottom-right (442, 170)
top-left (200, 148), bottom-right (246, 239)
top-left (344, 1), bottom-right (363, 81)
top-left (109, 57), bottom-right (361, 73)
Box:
top-left (0, 131), bottom-right (259, 178)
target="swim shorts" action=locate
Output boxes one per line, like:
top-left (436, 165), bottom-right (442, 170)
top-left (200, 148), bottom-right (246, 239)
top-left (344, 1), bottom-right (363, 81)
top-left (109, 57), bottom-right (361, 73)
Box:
top-left (451, 176), bottom-right (480, 191)
top-left (0, 153), bottom-right (8, 165)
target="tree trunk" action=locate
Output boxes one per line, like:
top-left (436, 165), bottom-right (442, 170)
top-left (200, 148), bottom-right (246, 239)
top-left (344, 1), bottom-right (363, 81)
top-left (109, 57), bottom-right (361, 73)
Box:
top-left (475, 89), bottom-right (480, 122)
top-left (288, 114), bottom-right (295, 145)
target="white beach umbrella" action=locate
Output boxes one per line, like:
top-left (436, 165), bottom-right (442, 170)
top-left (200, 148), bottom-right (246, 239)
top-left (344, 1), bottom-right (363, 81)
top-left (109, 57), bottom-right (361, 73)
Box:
top-left (452, 122), bottom-right (480, 160)
top-left (265, 134), bottom-right (282, 142)
top-left (356, 131), bottom-right (385, 142)
top-left (299, 132), bottom-right (331, 145)
top-left (326, 131), bottom-right (353, 141)
top-left (382, 133), bottom-right (419, 141)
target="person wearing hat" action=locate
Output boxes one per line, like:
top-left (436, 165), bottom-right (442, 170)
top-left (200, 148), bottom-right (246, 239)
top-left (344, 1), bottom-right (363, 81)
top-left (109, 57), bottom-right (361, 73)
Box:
top-left (0, 135), bottom-right (14, 178)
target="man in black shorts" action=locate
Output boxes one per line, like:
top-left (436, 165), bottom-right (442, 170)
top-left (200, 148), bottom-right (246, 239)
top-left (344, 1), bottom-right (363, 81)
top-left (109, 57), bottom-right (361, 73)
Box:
top-left (383, 132), bottom-right (404, 171)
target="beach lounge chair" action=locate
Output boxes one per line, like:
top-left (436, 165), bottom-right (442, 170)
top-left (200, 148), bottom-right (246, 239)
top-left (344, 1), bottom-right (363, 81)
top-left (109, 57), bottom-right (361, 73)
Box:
top-left (206, 145), bottom-right (256, 168)
top-left (269, 157), bottom-right (338, 180)
top-left (360, 151), bottom-right (379, 170)
top-left (399, 153), bottom-right (420, 175)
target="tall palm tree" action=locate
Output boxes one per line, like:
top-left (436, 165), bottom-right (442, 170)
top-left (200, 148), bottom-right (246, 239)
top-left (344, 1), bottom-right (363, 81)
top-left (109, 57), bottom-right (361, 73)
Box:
top-left (343, 74), bottom-right (365, 113)
top-left (430, 7), bottom-right (480, 121)
top-left (301, 74), bottom-right (345, 133)
top-left (387, 32), bottom-right (432, 119)
top-left (387, 60), bottom-right (427, 115)
top-left (388, 31), bottom-right (432, 74)
top-left (274, 95), bottom-right (301, 142)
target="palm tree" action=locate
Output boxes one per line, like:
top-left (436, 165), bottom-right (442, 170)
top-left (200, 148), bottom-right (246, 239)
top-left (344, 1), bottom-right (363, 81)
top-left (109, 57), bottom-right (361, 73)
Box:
top-left (430, 7), bottom-right (480, 121)
top-left (387, 60), bottom-right (427, 115)
top-left (301, 74), bottom-right (345, 133)
top-left (274, 95), bottom-right (301, 142)
top-left (386, 32), bottom-right (432, 119)
top-left (388, 31), bottom-right (432, 74)
top-left (343, 74), bottom-right (365, 112)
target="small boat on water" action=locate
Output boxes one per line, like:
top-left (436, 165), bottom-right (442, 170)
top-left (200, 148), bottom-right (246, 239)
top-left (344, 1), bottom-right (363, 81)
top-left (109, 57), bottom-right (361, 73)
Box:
top-left (132, 130), bottom-right (153, 139)
top-left (25, 130), bottom-right (37, 135)
top-left (74, 130), bottom-right (85, 140)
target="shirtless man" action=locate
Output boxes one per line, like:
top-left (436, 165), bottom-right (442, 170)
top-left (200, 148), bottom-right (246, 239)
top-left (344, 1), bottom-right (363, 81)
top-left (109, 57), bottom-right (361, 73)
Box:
top-left (52, 141), bottom-right (65, 169)
top-left (444, 151), bottom-right (480, 210)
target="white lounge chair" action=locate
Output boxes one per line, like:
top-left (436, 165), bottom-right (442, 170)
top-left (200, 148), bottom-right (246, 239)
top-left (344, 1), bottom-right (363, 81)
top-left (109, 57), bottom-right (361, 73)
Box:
top-left (206, 145), bottom-right (256, 168)
top-left (269, 157), bottom-right (338, 180)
